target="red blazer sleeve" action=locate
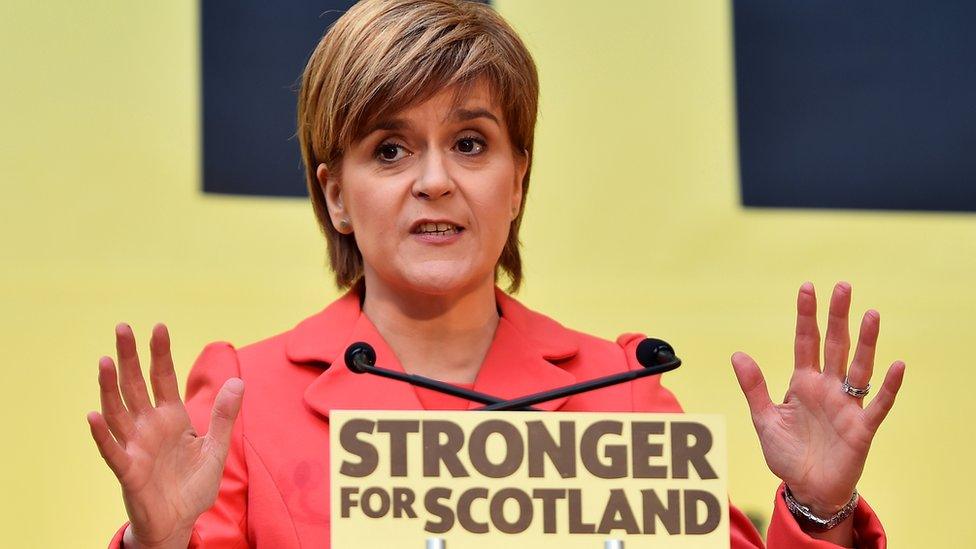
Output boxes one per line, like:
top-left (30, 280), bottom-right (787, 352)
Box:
top-left (108, 342), bottom-right (249, 549)
top-left (617, 333), bottom-right (887, 548)
top-left (766, 483), bottom-right (886, 548)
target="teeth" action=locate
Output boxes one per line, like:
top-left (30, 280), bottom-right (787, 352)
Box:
top-left (417, 222), bottom-right (459, 234)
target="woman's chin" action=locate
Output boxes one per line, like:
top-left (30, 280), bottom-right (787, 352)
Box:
top-left (393, 262), bottom-right (489, 296)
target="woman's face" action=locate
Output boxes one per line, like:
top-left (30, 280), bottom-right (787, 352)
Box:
top-left (318, 80), bottom-right (528, 297)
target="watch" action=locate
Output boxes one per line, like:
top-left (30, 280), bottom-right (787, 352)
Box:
top-left (783, 484), bottom-right (859, 531)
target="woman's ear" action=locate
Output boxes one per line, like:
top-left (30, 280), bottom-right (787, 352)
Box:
top-left (317, 163), bottom-right (353, 234)
top-left (511, 148), bottom-right (529, 220)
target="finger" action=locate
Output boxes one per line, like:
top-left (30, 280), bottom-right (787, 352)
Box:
top-left (823, 281), bottom-right (852, 380)
top-left (794, 282), bottom-right (821, 372)
top-left (98, 356), bottom-right (135, 444)
top-left (731, 352), bottom-right (776, 423)
top-left (115, 323), bottom-right (153, 414)
top-left (864, 361), bottom-right (905, 433)
top-left (87, 411), bottom-right (131, 479)
top-left (204, 378), bottom-right (245, 458)
top-left (149, 323), bottom-right (182, 406)
top-left (846, 309), bottom-right (880, 390)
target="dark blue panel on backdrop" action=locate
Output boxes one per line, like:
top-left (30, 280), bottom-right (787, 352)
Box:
top-left (733, 0), bottom-right (976, 212)
top-left (202, 1), bottom-right (357, 196)
top-left (203, 0), bottom-right (488, 197)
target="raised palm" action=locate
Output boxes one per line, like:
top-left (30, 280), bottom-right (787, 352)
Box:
top-left (87, 323), bottom-right (244, 547)
top-left (731, 282), bottom-right (905, 514)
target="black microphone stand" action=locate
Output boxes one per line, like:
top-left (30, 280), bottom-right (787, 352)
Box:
top-left (343, 338), bottom-right (681, 412)
top-left (477, 356), bottom-right (680, 411)
top-left (343, 343), bottom-right (540, 410)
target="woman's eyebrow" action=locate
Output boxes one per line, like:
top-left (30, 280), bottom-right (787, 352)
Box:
top-left (367, 118), bottom-right (410, 134)
top-left (365, 108), bottom-right (500, 135)
top-left (451, 108), bottom-right (500, 126)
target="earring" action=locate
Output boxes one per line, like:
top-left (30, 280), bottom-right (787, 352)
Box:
top-left (338, 219), bottom-right (350, 232)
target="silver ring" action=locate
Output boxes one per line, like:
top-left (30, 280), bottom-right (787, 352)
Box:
top-left (842, 377), bottom-right (870, 398)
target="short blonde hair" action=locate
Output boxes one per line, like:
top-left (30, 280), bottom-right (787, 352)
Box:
top-left (297, 0), bottom-right (539, 291)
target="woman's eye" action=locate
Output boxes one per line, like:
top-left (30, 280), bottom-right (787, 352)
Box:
top-left (455, 136), bottom-right (486, 155)
top-left (376, 142), bottom-right (408, 162)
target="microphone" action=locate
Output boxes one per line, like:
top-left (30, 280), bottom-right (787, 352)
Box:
top-left (342, 342), bottom-right (535, 409)
top-left (344, 341), bottom-right (376, 374)
top-left (636, 337), bottom-right (676, 367)
top-left (341, 337), bottom-right (681, 412)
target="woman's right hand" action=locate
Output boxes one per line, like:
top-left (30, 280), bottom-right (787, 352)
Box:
top-left (87, 323), bottom-right (244, 549)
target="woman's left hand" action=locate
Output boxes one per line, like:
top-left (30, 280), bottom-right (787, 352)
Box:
top-left (731, 281), bottom-right (906, 516)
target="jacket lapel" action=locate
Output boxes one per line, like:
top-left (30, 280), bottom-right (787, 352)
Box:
top-left (467, 317), bottom-right (576, 411)
top-left (288, 287), bottom-right (580, 419)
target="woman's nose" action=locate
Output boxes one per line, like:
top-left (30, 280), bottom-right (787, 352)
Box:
top-left (411, 150), bottom-right (455, 200)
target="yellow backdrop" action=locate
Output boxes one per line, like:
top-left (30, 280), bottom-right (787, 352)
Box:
top-left (1, 1), bottom-right (972, 547)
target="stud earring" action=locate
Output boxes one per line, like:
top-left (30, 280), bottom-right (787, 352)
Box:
top-left (338, 219), bottom-right (350, 232)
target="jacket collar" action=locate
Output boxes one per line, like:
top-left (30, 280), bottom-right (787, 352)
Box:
top-left (288, 286), bottom-right (579, 418)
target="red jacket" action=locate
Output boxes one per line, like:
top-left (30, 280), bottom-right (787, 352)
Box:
top-left (109, 287), bottom-right (886, 548)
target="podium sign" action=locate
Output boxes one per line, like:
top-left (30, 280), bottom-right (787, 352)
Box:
top-left (331, 411), bottom-right (728, 548)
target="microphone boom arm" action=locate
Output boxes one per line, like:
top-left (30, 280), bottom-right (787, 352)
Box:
top-left (477, 358), bottom-right (681, 411)
top-left (343, 338), bottom-right (680, 412)
top-left (345, 344), bottom-right (540, 410)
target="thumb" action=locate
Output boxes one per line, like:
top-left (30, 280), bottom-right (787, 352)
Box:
top-left (731, 352), bottom-right (774, 423)
top-left (205, 377), bottom-right (244, 455)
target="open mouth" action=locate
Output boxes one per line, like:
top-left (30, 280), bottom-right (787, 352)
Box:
top-left (411, 221), bottom-right (465, 236)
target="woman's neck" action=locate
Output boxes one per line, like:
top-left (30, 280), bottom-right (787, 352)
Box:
top-left (360, 274), bottom-right (500, 384)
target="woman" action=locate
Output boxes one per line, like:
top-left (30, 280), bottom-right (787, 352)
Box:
top-left (87, 0), bottom-right (905, 547)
